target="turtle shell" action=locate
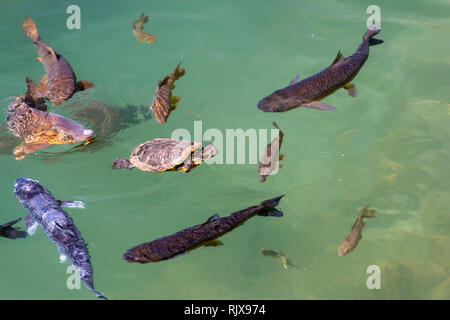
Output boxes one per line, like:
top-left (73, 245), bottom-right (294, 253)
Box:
top-left (129, 138), bottom-right (201, 172)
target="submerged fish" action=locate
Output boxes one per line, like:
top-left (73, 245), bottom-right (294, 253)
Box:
top-left (0, 218), bottom-right (27, 239)
top-left (123, 195), bottom-right (285, 263)
top-left (150, 60), bottom-right (185, 124)
top-left (6, 96), bottom-right (93, 160)
top-left (14, 178), bottom-right (106, 299)
top-left (22, 17), bottom-right (94, 105)
top-left (338, 205), bottom-right (376, 256)
top-left (132, 13), bottom-right (156, 43)
top-left (260, 248), bottom-right (306, 270)
top-left (257, 24), bottom-right (383, 112)
top-left (258, 122), bottom-right (284, 182)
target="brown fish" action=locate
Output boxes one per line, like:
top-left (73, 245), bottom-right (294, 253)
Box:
top-left (257, 24), bottom-right (383, 112)
top-left (260, 248), bottom-right (306, 270)
top-left (150, 60), bottom-right (185, 123)
top-left (123, 195), bottom-right (284, 263)
top-left (6, 96), bottom-right (93, 160)
top-left (258, 122), bottom-right (284, 182)
top-left (22, 17), bottom-right (94, 105)
top-left (0, 218), bottom-right (27, 239)
top-left (338, 205), bottom-right (376, 256)
top-left (132, 13), bottom-right (156, 43)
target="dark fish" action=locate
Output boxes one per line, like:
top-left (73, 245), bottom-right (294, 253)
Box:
top-left (260, 248), bottom-right (306, 270)
top-left (258, 122), bottom-right (284, 182)
top-left (338, 205), bottom-right (376, 256)
top-left (132, 13), bottom-right (156, 43)
top-left (22, 17), bottom-right (94, 105)
top-left (123, 195), bottom-right (285, 263)
top-left (13, 177), bottom-right (106, 299)
top-left (6, 96), bottom-right (93, 160)
top-left (150, 60), bottom-right (185, 123)
top-left (0, 218), bottom-right (27, 239)
top-left (257, 24), bottom-right (383, 112)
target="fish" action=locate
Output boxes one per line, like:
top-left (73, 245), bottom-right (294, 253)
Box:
top-left (13, 177), bottom-right (107, 299)
top-left (260, 248), bottom-right (306, 271)
top-left (123, 195), bottom-right (285, 263)
top-left (258, 122), bottom-right (284, 182)
top-left (5, 96), bottom-right (93, 160)
top-left (22, 17), bottom-right (94, 105)
top-left (257, 24), bottom-right (383, 112)
top-left (338, 205), bottom-right (376, 256)
top-left (0, 218), bottom-right (27, 239)
top-left (150, 60), bottom-right (185, 124)
top-left (132, 13), bottom-right (156, 43)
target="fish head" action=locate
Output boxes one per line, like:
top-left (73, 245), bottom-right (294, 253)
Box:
top-left (50, 114), bottom-right (94, 144)
top-left (13, 177), bottom-right (43, 203)
top-left (337, 242), bottom-right (352, 256)
top-left (257, 90), bottom-right (301, 112)
top-left (122, 248), bottom-right (147, 263)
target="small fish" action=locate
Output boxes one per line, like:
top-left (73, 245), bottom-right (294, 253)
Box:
top-left (22, 17), bottom-right (94, 105)
top-left (132, 13), bottom-right (156, 43)
top-left (257, 24), bottom-right (383, 112)
top-left (6, 96), bottom-right (93, 160)
top-left (14, 177), bottom-right (106, 299)
top-left (0, 218), bottom-right (27, 239)
top-left (338, 205), bottom-right (376, 256)
top-left (150, 60), bottom-right (185, 123)
top-left (258, 122), bottom-right (284, 182)
top-left (123, 195), bottom-right (285, 263)
top-left (260, 248), bottom-right (306, 270)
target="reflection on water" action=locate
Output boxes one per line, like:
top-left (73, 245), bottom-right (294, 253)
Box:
top-left (0, 99), bottom-right (152, 159)
top-left (61, 99), bottom-right (151, 153)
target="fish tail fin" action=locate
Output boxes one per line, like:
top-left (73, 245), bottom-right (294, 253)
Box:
top-left (361, 205), bottom-right (376, 218)
top-left (86, 283), bottom-right (108, 300)
top-left (258, 195), bottom-right (285, 217)
top-left (363, 24), bottom-right (383, 46)
top-left (22, 17), bottom-right (40, 42)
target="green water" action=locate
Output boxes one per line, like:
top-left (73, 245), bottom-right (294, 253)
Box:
top-left (0, 0), bottom-right (449, 300)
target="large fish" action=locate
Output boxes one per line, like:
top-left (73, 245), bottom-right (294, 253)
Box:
top-left (123, 195), bottom-right (285, 263)
top-left (13, 178), bottom-right (107, 299)
top-left (150, 60), bottom-right (185, 124)
top-left (257, 24), bottom-right (383, 112)
top-left (338, 205), bottom-right (376, 256)
top-left (0, 218), bottom-right (27, 239)
top-left (22, 17), bottom-right (94, 105)
top-left (258, 122), bottom-right (284, 182)
top-left (132, 13), bottom-right (156, 43)
top-left (6, 96), bottom-right (93, 160)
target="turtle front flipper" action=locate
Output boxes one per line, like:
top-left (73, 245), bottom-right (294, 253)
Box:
top-left (174, 157), bottom-right (194, 173)
top-left (13, 142), bottom-right (51, 160)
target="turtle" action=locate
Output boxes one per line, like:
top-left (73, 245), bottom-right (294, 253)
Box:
top-left (112, 138), bottom-right (217, 173)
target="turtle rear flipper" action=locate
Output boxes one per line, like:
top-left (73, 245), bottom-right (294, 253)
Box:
top-left (112, 158), bottom-right (134, 170)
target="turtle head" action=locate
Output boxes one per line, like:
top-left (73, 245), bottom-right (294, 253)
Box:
top-left (192, 144), bottom-right (217, 165)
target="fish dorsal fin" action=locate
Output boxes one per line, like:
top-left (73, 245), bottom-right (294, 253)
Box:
top-left (289, 75), bottom-right (300, 85)
top-left (330, 50), bottom-right (345, 67)
top-left (204, 213), bottom-right (220, 224)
